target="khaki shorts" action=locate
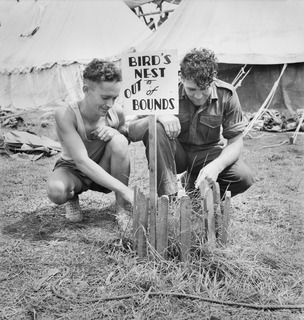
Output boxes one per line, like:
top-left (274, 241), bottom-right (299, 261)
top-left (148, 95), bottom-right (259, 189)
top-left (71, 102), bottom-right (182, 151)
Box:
top-left (53, 158), bottom-right (111, 194)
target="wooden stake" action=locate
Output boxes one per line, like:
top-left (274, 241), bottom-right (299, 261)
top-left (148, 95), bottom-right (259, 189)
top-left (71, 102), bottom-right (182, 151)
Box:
top-left (211, 180), bottom-right (221, 238)
top-left (220, 190), bottom-right (231, 246)
top-left (199, 178), bottom-right (209, 198)
top-left (289, 109), bottom-right (304, 144)
top-left (138, 198), bottom-right (149, 258)
top-left (156, 195), bottom-right (169, 258)
top-left (180, 195), bottom-right (191, 261)
top-left (133, 186), bottom-right (140, 251)
top-left (148, 115), bottom-right (157, 249)
top-left (204, 187), bottom-right (216, 249)
top-left (199, 178), bottom-right (209, 242)
top-left (133, 188), bottom-right (149, 257)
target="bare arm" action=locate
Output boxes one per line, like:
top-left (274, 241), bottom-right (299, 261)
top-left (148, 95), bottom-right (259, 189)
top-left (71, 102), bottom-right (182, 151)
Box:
top-left (55, 107), bottom-right (133, 203)
top-left (195, 134), bottom-right (243, 188)
top-left (128, 114), bottom-right (180, 142)
top-left (128, 116), bottom-right (150, 142)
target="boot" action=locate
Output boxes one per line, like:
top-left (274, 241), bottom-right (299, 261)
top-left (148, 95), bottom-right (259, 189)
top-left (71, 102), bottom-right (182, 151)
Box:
top-left (65, 195), bottom-right (83, 222)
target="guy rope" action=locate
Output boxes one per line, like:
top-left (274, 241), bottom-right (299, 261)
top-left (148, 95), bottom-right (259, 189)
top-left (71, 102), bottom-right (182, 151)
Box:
top-left (243, 63), bottom-right (287, 137)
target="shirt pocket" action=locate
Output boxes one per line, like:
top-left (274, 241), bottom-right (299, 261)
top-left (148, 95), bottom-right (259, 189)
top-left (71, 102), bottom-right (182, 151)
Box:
top-left (178, 110), bottom-right (191, 137)
top-left (198, 114), bottom-right (222, 143)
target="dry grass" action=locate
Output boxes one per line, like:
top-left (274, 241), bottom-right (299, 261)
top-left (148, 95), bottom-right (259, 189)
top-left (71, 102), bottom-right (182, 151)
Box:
top-left (0, 130), bottom-right (304, 319)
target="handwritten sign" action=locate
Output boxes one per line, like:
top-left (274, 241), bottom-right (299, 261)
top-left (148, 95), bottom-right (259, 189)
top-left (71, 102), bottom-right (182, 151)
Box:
top-left (121, 50), bottom-right (178, 115)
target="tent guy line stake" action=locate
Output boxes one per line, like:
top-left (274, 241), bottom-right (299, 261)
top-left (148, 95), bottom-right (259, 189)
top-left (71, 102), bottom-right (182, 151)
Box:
top-left (289, 109), bottom-right (304, 144)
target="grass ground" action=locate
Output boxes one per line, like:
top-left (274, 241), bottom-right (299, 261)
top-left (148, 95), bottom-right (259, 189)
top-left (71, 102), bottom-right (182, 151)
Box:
top-left (0, 124), bottom-right (303, 319)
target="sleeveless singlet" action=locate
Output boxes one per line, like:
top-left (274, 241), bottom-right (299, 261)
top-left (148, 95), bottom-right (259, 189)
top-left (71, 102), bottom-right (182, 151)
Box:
top-left (61, 102), bottom-right (120, 162)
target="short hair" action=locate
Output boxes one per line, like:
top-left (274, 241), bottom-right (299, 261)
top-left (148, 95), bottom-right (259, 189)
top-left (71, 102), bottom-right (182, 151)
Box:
top-left (180, 48), bottom-right (218, 89)
top-left (83, 59), bottom-right (122, 83)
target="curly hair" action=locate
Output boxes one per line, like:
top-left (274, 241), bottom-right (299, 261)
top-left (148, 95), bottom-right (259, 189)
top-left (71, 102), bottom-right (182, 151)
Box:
top-left (83, 59), bottom-right (122, 83)
top-left (180, 48), bottom-right (218, 89)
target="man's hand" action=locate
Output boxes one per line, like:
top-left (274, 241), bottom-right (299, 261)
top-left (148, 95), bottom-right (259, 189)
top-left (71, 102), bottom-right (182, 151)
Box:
top-left (195, 161), bottom-right (222, 189)
top-left (91, 126), bottom-right (119, 142)
top-left (157, 115), bottom-right (181, 139)
top-left (118, 187), bottom-right (134, 206)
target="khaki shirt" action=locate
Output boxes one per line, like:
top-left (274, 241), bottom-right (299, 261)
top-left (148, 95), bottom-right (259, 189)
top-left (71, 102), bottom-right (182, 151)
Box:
top-left (178, 79), bottom-right (246, 153)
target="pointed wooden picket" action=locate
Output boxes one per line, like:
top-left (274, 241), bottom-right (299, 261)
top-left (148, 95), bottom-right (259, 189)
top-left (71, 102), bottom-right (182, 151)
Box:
top-left (211, 180), bottom-right (221, 237)
top-left (204, 187), bottom-right (216, 249)
top-left (156, 195), bottom-right (169, 258)
top-left (220, 190), bottom-right (231, 245)
top-left (180, 195), bottom-right (192, 261)
top-left (133, 180), bottom-right (231, 260)
top-left (133, 187), bottom-right (149, 258)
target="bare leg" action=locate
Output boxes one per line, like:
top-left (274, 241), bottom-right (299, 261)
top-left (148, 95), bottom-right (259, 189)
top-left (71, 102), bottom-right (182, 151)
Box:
top-left (47, 167), bottom-right (84, 222)
top-left (47, 167), bottom-right (83, 205)
top-left (47, 134), bottom-right (130, 209)
top-left (99, 134), bottom-right (131, 209)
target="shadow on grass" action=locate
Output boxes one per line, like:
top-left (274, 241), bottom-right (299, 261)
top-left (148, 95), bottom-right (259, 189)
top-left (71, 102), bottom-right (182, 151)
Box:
top-left (1, 204), bottom-right (117, 241)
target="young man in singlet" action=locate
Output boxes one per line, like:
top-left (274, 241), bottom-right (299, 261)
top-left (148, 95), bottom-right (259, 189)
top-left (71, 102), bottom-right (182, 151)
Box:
top-left (47, 59), bottom-right (133, 227)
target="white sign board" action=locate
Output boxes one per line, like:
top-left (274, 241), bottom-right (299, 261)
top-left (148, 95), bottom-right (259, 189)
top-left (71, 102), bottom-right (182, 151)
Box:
top-left (121, 50), bottom-right (179, 115)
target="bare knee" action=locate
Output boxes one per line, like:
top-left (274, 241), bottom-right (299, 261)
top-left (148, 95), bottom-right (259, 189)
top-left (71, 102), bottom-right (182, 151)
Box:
top-left (47, 179), bottom-right (72, 205)
top-left (107, 134), bottom-right (129, 156)
top-left (241, 170), bottom-right (255, 191)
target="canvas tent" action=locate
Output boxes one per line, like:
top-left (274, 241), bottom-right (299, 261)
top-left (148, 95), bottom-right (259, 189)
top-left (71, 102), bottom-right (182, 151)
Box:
top-left (135, 0), bottom-right (304, 113)
top-left (0, 0), bottom-right (151, 110)
top-left (124, 0), bottom-right (153, 9)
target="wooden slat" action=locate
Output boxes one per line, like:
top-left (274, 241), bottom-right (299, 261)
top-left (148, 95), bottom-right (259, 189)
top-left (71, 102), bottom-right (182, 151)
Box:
top-left (148, 115), bottom-right (157, 249)
top-left (199, 178), bottom-right (209, 198)
top-left (199, 202), bottom-right (208, 243)
top-left (180, 195), bottom-right (191, 261)
top-left (211, 180), bottom-right (221, 239)
top-left (199, 178), bottom-right (209, 243)
top-left (211, 180), bottom-right (220, 204)
top-left (156, 195), bottom-right (169, 258)
top-left (204, 187), bottom-right (216, 248)
top-left (133, 187), bottom-right (149, 257)
top-left (220, 190), bottom-right (231, 246)
top-left (132, 186), bottom-right (140, 251)
top-left (138, 198), bottom-right (149, 258)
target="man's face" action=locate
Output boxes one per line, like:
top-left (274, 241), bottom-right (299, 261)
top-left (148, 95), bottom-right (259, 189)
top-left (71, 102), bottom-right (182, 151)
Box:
top-left (84, 80), bottom-right (121, 116)
top-left (182, 79), bottom-right (212, 106)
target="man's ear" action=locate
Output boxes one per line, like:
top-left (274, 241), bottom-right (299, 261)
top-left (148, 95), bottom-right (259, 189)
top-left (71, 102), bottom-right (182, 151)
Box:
top-left (83, 84), bottom-right (89, 94)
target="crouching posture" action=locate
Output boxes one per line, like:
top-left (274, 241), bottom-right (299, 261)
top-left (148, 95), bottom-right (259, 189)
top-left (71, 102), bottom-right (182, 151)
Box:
top-left (128, 48), bottom-right (254, 199)
top-left (47, 59), bottom-right (133, 224)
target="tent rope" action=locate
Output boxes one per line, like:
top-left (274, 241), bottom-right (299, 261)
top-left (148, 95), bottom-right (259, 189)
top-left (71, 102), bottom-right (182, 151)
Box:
top-left (234, 66), bottom-right (252, 89)
top-left (243, 63), bottom-right (287, 137)
top-left (51, 287), bottom-right (304, 311)
top-left (231, 64), bottom-right (252, 89)
top-left (231, 64), bottom-right (247, 86)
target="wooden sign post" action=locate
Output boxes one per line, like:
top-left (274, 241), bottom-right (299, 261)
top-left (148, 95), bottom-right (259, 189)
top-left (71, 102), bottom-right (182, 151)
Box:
top-left (149, 115), bottom-right (157, 248)
top-left (121, 49), bottom-right (179, 253)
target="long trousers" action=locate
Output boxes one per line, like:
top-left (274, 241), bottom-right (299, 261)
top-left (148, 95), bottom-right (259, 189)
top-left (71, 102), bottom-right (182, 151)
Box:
top-left (142, 123), bottom-right (254, 198)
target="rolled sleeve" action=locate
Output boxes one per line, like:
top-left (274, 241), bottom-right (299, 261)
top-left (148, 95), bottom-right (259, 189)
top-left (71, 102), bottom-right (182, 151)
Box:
top-left (222, 88), bottom-right (246, 139)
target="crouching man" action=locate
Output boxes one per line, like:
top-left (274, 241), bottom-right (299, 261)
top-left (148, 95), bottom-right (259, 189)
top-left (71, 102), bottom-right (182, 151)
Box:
top-left (128, 48), bottom-right (254, 199)
top-left (47, 59), bottom-right (133, 225)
